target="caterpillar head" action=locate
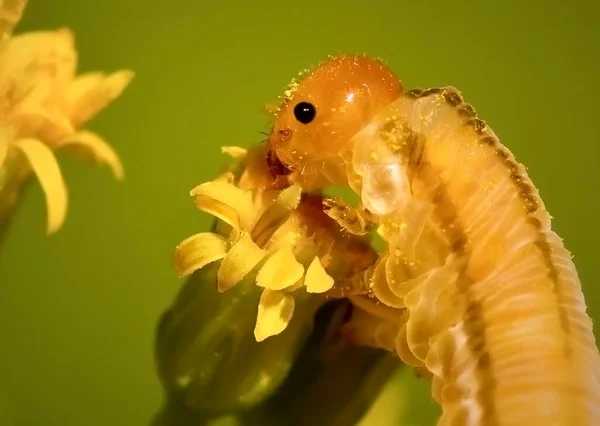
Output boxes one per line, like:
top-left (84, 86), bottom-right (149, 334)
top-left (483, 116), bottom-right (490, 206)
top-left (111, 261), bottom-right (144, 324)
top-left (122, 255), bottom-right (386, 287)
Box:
top-left (267, 55), bottom-right (402, 190)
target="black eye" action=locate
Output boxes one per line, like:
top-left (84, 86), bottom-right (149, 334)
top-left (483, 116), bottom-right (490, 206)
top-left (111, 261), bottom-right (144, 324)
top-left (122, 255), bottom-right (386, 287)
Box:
top-left (293, 102), bottom-right (316, 124)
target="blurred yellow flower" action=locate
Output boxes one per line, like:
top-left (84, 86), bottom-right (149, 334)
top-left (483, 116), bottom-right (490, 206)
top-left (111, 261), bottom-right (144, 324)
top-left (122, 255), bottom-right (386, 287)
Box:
top-left (174, 146), bottom-right (343, 342)
top-left (0, 0), bottom-right (133, 234)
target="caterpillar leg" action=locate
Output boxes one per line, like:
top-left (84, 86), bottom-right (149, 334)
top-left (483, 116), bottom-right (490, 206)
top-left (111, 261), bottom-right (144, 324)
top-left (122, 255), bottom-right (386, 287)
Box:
top-left (343, 295), bottom-right (402, 353)
top-left (322, 197), bottom-right (377, 235)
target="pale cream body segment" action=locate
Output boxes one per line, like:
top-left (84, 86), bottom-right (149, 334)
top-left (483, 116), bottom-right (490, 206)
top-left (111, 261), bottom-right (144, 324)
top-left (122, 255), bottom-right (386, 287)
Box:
top-left (266, 55), bottom-right (600, 426)
top-left (348, 88), bottom-right (600, 426)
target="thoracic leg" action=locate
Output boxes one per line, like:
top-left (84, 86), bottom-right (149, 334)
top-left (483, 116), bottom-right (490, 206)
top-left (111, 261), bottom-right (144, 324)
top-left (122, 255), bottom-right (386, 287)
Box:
top-left (322, 197), bottom-right (378, 235)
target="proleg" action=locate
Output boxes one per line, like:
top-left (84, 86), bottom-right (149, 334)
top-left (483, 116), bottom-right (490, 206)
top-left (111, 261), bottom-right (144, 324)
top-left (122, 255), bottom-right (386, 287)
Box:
top-left (266, 55), bottom-right (600, 426)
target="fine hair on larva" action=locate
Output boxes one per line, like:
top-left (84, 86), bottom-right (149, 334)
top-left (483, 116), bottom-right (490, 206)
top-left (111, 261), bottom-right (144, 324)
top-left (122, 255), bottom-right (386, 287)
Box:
top-left (266, 55), bottom-right (600, 426)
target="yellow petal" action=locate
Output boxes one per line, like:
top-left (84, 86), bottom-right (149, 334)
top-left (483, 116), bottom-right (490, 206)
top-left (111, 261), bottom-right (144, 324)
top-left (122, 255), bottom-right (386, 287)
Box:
top-left (0, 128), bottom-right (9, 168)
top-left (13, 102), bottom-right (74, 142)
top-left (264, 215), bottom-right (302, 252)
top-left (251, 184), bottom-right (303, 246)
top-left (214, 170), bottom-right (235, 184)
top-left (4, 29), bottom-right (75, 139)
top-left (221, 146), bottom-right (247, 159)
top-left (12, 137), bottom-right (67, 234)
top-left (217, 232), bottom-right (266, 292)
top-left (304, 256), bottom-right (335, 293)
top-left (254, 289), bottom-right (295, 342)
top-left (172, 232), bottom-right (228, 278)
top-left (190, 180), bottom-right (254, 231)
top-left (0, 0), bottom-right (27, 46)
top-left (256, 247), bottom-right (304, 291)
top-left (1, 28), bottom-right (76, 91)
top-left (59, 130), bottom-right (124, 180)
top-left (67, 70), bottom-right (135, 127)
top-left (9, 73), bottom-right (74, 140)
top-left (275, 183), bottom-right (303, 210)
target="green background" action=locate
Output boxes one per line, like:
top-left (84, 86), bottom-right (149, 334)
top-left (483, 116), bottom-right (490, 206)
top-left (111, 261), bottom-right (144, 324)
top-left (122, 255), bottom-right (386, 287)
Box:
top-left (0, 0), bottom-right (598, 425)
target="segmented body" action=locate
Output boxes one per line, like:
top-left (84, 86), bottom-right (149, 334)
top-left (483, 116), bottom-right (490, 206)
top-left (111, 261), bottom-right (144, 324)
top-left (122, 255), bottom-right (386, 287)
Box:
top-left (348, 87), bottom-right (600, 426)
top-left (267, 56), bottom-right (600, 425)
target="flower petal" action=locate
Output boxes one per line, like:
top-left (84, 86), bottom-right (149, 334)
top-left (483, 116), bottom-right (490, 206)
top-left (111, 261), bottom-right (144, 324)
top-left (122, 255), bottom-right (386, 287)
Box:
top-left (264, 215), bottom-right (303, 253)
top-left (0, 128), bottom-right (9, 168)
top-left (256, 247), bottom-right (304, 291)
top-left (190, 180), bottom-right (254, 231)
top-left (9, 72), bottom-right (74, 140)
top-left (0, 0), bottom-right (27, 47)
top-left (2, 28), bottom-right (77, 141)
top-left (214, 170), bottom-right (235, 184)
top-left (276, 183), bottom-right (303, 210)
top-left (66, 69), bottom-right (134, 127)
top-left (58, 130), bottom-right (124, 180)
top-left (251, 184), bottom-right (302, 246)
top-left (254, 289), bottom-right (295, 342)
top-left (12, 101), bottom-right (74, 142)
top-left (221, 146), bottom-right (247, 159)
top-left (172, 232), bottom-right (228, 278)
top-left (12, 137), bottom-right (67, 234)
top-left (217, 232), bottom-right (266, 293)
top-left (1, 28), bottom-right (76, 93)
top-left (304, 256), bottom-right (335, 293)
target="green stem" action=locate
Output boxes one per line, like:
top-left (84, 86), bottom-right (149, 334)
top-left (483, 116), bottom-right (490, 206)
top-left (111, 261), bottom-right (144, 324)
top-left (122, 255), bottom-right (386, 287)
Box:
top-left (0, 153), bottom-right (30, 249)
top-left (241, 300), bottom-right (399, 426)
top-left (153, 267), bottom-right (398, 426)
top-left (154, 265), bottom-right (324, 415)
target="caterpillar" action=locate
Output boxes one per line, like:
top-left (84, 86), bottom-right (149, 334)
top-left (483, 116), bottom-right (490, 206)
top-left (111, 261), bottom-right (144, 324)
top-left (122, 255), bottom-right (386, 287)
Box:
top-left (265, 55), bottom-right (600, 426)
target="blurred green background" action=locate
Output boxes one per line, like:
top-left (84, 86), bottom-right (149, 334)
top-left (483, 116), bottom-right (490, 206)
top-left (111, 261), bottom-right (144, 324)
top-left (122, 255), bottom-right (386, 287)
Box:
top-left (0, 0), bottom-right (598, 425)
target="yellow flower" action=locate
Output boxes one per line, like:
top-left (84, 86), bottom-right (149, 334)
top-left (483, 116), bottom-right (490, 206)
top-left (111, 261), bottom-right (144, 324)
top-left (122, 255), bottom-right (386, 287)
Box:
top-left (173, 146), bottom-right (371, 343)
top-left (0, 0), bottom-right (133, 234)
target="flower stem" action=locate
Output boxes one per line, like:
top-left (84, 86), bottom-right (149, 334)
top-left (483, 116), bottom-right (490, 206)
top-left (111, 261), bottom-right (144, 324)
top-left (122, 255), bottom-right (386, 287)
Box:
top-left (0, 153), bottom-right (30, 250)
top-left (241, 300), bottom-right (399, 426)
top-left (154, 265), bottom-right (398, 426)
top-left (155, 263), bottom-right (325, 414)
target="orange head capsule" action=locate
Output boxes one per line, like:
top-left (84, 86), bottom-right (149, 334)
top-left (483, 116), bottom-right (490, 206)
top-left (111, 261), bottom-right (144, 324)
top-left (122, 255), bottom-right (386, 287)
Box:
top-left (268, 55), bottom-right (402, 190)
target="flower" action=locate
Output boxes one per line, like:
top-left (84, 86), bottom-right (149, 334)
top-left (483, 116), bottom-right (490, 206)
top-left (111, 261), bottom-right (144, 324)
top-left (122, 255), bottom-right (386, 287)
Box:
top-left (0, 0), bottom-right (133, 234)
top-left (173, 145), bottom-right (377, 342)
